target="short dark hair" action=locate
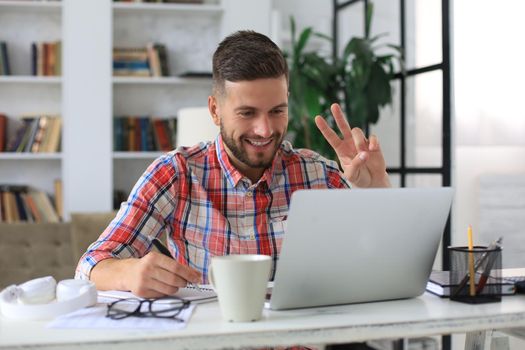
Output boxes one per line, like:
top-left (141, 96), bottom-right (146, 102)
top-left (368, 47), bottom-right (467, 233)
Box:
top-left (212, 30), bottom-right (289, 96)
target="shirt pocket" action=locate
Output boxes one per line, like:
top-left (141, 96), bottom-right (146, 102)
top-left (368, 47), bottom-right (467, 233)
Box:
top-left (269, 215), bottom-right (287, 248)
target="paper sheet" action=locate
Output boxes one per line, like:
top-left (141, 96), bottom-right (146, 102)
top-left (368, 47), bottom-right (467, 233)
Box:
top-left (47, 303), bottom-right (195, 330)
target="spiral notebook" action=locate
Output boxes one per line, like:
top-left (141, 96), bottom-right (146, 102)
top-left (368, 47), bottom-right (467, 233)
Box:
top-left (97, 284), bottom-right (216, 305)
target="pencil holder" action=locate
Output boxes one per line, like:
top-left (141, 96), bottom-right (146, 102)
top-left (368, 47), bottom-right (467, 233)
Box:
top-left (448, 246), bottom-right (502, 304)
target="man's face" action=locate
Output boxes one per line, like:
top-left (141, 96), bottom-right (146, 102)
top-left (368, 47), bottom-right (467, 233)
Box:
top-left (209, 76), bottom-right (288, 178)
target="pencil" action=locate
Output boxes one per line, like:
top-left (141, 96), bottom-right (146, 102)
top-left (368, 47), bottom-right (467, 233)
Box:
top-left (467, 225), bottom-right (476, 296)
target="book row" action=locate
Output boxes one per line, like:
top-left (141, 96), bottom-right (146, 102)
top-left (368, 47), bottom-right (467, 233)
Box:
top-left (32, 41), bottom-right (62, 77)
top-left (0, 184), bottom-right (62, 223)
top-left (113, 43), bottom-right (169, 77)
top-left (0, 114), bottom-right (62, 153)
top-left (114, 116), bottom-right (177, 152)
top-left (0, 41), bottom-right (61, 77)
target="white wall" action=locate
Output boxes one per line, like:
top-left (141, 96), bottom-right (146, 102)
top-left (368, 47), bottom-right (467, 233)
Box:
top-left (453, 0), bottom-right (525, 247)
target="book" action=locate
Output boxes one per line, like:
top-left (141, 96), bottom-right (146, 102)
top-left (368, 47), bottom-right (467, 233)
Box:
top-left (152, 118), bottom-right (172, 151)
top-left (146, 42), bottom-right (162, 77)
top-left (30, 190), bottom-right (60, 223)
top-left (15, 118), bottom-right (35, 152)
top-left (6, 119), bottom-right (31, 152)
top-left (1, 191), bottom-right (13, 223)
top-left (44, 116), bottom-right (62, 152)
top-left (54, 179), bottom-right (63, 220)
top-left (155, 43), bottom-right (170, 77)
top-left (13, 191), bottom-right (28, 222)
top-left (0, 190), bottom-right (3, 222)
top-left (426, 270), bottom-right (515, 297)
top-left (0, 114), bottom-right (6, 152)
top-left (31, 116), bottom-right (48, 153)
top-left (0, 41), bottom-right (11, 75)
top-left (23, 192), bottom-right (42, 223)
top-left (23, 117), bottom-right (41, 153)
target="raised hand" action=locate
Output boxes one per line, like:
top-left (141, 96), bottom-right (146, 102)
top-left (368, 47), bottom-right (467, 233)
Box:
top-left (314, 103), bottom-right (391, 188)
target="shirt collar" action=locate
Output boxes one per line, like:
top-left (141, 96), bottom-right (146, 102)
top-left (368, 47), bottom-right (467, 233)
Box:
top-left (215, 135), bottom-right (281, 189)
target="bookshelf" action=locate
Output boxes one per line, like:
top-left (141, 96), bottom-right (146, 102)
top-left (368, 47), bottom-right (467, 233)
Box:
top-left (0, 76), bottom-right (62, 84)
top-left (112, 76), bottom-right (212, 86)
top-left (111, 0), bottom-right (222, 200)
top-left (0, 1), bottom-right (61, 12)
top-left (113, 151), bottom-right (160, 160)
top-left (0, 0), bottom-right (62, 199)
top-left (0, 153), bottom-right (62, 160)
top-left (1, 0), bottom-right (273, 221)
top-left (112, 2), bottom-right (222, 15)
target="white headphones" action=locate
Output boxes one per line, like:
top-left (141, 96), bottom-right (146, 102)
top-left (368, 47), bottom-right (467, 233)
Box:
top-left (0, 276), bottom-right (97, 320)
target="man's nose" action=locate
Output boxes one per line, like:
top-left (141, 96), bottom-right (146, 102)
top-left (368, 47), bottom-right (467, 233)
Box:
top-left (253, 114), bottom-right (272, 137)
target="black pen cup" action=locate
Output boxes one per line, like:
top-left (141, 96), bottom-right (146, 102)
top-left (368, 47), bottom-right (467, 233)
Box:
top-left (448, 245), bottom-right (502, 304)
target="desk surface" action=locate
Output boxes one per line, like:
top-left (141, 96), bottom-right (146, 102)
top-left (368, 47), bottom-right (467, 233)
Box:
top-left (2, 293), bottom-right (525, 350)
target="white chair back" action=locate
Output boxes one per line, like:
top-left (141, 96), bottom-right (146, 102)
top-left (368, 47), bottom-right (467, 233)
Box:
top-left (176, 107), bottom-right (219, 147)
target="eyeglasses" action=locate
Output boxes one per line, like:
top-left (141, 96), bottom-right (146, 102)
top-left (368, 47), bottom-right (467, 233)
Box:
top-left (106, 297), bottom-right (190, 322)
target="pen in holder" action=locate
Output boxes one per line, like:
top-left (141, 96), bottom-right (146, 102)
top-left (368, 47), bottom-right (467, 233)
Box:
top-left (449, 245), bottom-right (503, 303)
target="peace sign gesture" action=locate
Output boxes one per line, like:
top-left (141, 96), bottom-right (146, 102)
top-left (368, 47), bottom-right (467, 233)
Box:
top-left (314, 103), bottom-right (391, 188)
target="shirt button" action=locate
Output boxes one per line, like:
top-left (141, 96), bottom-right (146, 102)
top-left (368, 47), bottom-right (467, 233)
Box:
top-left (246, 191), bottom-right (253, 197)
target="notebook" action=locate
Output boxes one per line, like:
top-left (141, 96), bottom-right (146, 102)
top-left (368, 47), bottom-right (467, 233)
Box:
top-left (266, 187), bottom-right (454, 310)
top-left (98, 285), bottom-right (216, 305)
top-left (426, 270), bottom-right (516, 297)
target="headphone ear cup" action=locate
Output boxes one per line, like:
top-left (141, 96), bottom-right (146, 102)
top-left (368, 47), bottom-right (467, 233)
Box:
top-left (56, 279), bottom-right (89, 301)
top-left (18, 276), bottom-right (57, 304)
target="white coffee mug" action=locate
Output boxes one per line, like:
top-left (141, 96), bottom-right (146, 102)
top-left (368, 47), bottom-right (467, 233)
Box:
top-left (209, 254), bottom-right (271, 322)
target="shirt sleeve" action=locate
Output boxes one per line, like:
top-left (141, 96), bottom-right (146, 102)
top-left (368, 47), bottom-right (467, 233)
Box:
top-left (324, 158), bottom-right (352, 189)
top-left (75, 153), bottom-right (180, 280)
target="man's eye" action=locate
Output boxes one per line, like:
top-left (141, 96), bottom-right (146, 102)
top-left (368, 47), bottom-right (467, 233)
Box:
top-left (271, 109), bottom-right (286, 115)
top-left (240, 111), bottom-right (254, 118)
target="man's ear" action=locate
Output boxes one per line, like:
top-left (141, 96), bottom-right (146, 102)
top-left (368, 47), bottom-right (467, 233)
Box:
top-left (208, 95), bottom-right (221, 126)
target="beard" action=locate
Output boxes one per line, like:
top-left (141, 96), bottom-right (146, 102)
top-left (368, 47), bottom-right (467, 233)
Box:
top-left (220, 124), bottom-right (284, 170)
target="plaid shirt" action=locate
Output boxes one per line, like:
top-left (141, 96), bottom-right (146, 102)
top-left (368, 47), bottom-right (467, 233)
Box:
top-left (76, 136), bottom-right (350, 283)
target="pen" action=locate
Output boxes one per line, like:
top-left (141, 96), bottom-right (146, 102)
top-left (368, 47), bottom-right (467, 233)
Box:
top-left (475, 237), bottom-right (503, 294)
top-left (467, 225), bottom-right (476, 296)
top-left (151, 238), bottom-right (202, 292)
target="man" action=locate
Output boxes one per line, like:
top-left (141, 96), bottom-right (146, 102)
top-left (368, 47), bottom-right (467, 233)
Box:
top-left (76, 30), bottom-right (390, 298)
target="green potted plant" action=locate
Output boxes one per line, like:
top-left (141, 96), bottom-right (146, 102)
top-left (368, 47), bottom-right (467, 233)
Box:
top-left (285, 2), bottom-right (403, 159)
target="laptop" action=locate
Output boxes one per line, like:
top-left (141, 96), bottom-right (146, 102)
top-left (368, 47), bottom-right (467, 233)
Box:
top-left (267, 187), bottom-right (454, 310)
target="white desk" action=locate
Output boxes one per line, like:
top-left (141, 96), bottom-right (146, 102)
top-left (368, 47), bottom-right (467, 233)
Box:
top-left (1, 293), bottom-right (525, 350)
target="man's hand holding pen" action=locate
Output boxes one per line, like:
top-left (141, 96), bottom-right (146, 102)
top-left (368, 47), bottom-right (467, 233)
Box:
top-left (124, 249), bottom-right (202, 299)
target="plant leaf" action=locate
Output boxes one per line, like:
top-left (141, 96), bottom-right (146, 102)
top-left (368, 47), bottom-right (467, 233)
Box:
top-left (296, 27), bottom-right (313, 56)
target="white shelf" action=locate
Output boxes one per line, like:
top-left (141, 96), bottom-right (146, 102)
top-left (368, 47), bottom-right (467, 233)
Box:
top-left (112, 76), bottom-right (211, 86)
top-left (0, 152), bottom-right (62, 160)
top-left (0, 76), bottom-right (62, 84)
top-left (113, 151), bottom-right (163, 159)
top-left (0, 1), bottom-right (62, 13)
top-left (112, 2), bottom-right (222, 16)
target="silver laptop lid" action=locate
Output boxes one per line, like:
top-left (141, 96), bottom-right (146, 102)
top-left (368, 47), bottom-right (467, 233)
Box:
top-left (269, 187), bottom-right (454, 310)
